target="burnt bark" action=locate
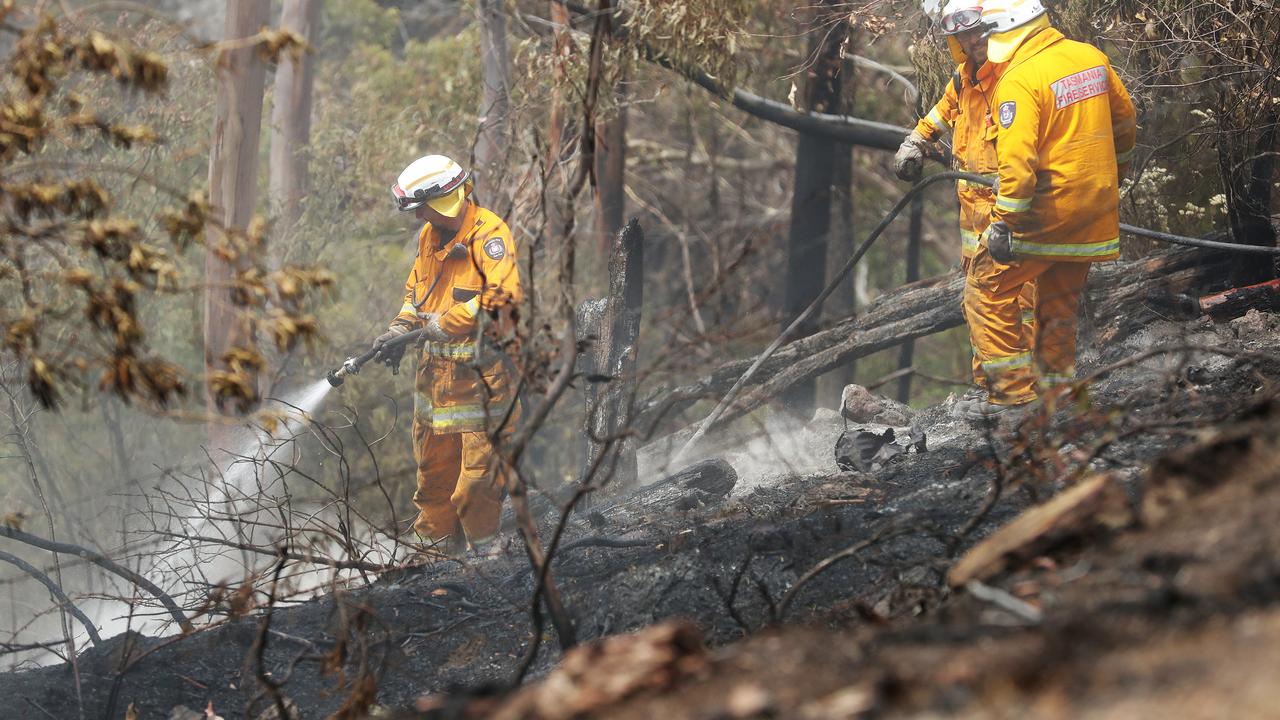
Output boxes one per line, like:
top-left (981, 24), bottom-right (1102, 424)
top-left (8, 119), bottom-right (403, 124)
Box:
top-left (1218, 104), bottom-right (1279, 286)
top-left (583, 219), bottom-right (644, 490)
top-left (593, 75), bottom-right (627, 252)
top-left (780, 2), bottom-right (851, 415)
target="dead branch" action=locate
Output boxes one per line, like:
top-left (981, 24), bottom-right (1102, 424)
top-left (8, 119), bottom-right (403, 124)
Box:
top-left (0, 525), bottom-right (192, 632)
top-left (0, 550), bottom-right (100, 647)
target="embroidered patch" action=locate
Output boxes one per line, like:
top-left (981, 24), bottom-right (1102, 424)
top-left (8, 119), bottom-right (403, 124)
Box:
top-left (998, 101), bottom-right (1016, 128)
top-left (484, 237), bottom-right (507, 261)
top-left (1051, 66), bottom-right (1108, 109)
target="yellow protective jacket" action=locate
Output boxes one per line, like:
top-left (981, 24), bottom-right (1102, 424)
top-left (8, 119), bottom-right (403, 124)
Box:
top-left (989, 27), bottom-right (1137, 261)
top-left (915, 59), bottom-right (1007, 258)
top-left (393, 201), bottom-right (522, 433)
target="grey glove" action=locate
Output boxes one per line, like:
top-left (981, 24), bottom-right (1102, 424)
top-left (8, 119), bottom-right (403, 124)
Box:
top-left (983, 221), bottom-right (1016, 263)
top-left (372, 322), bottom-right (412, 374)
top-left (893, 131), bottom-right (928, 182)
top-left (417, 312), bottom-right (451, 342)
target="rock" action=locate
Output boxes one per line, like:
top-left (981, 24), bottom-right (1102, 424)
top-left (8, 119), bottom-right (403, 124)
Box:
top-left (840, 384), bottom-right (914, 426)
top-left (1230, 308), bottom-right (1278, 338)
top-left (947, 473), bottom-right (1133, 588)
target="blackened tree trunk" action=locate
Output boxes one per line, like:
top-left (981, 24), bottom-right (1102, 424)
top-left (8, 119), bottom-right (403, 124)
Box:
top-left (476, 0), bottom-right (513, 215)
top-left (780, 2), bottom-right (851, 415)
top-left (205, 0), bottom-right (270, 422)
top-left (593, 75), bottom-right (627, 251)
top-left (1219, 103), bottom-right (1279, 286)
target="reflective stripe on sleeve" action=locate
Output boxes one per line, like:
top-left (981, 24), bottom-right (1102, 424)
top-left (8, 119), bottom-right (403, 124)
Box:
top-left (1009, 237), bottom-right (1121, 258)
top-left (925, 107), bottom-right (951, 130)
top-left (399, 302), bottom-right (418, 317)
top-left (960, 228), bottom-right (980, 254)
top-left (1040, 372), bottom-right (1075, 387)
top-left (995, 194), bottom-right (1032, 213)
top-left (460, 297), bottom-right (481, 318)
top-left (981, 352), bottom-right (1032, 373)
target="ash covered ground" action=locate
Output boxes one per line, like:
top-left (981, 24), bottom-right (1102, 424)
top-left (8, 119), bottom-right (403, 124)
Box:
top-left (4, 275), bottom-right (1280, 719)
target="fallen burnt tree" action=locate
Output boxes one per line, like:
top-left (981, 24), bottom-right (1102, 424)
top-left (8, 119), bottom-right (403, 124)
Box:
top-left (636, 246), bottom-right (1235, 438)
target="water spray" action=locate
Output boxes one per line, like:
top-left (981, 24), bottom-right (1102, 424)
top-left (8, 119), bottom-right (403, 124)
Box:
top-left (326, 327), bottom-right (425, 387)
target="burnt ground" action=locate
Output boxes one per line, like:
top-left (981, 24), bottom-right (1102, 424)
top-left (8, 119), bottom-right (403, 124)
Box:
top-left (4, 300), bottom-right (1280, 718)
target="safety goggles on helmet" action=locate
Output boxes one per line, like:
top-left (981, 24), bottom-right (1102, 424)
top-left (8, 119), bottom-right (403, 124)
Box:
top-left (940, 6), bottom-right (986, 35)
top-left (391, 167), bottom-right (471, 212)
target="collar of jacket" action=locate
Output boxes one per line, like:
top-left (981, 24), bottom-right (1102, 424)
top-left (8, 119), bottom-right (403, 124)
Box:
top-left (1005, 25), bottom-right (1065, 73)
top-left (964, 58), bottom-right (1002, 87)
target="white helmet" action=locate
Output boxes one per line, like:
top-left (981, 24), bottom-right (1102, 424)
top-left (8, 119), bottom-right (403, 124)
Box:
top-left (981, 0), bottom-right (1049, 63)
top-left (391, 154), bottom-right (473, 218)
top-left (934, 0), bottom-right (987, 63)
top-left (980, 0), bottom-right (1047, 35)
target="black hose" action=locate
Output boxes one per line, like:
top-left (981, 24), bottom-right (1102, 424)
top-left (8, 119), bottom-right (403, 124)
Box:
top-left (953, 172), bottom-right (1280, 255)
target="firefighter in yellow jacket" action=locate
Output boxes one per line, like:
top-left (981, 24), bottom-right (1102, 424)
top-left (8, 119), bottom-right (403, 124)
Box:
top-left (895, 0), bottom-right (1033, 394)
top-left (953, 0), bottom-right (1136, 418)
top-left (373, 154), bottom-right (522, 554)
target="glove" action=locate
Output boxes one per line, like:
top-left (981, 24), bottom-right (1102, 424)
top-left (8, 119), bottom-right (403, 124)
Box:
top-left (372, 322), bottom-right (412, 375)
top-left (982, 221), bottom-right (1016, 263)
top-left (893, 131), bottom-right (928, 182)
top-left (417, 312), bottom-right (451, 342)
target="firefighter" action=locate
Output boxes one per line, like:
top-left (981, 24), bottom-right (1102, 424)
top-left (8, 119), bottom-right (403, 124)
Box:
top-left (953, 0), bottom-right (1136, 419)
top-left (895, 0), bottom-right (1035, 397)
top-left (373, 154), bottom-right (522, 555)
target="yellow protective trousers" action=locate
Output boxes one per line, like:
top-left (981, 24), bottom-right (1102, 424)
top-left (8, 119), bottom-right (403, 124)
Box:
top-left (961, 256), bottom-right (1036, 391)
top-left (411, 354), bottom-right (516, 544)
top-left (964, 246), bottom-right (1089, 405)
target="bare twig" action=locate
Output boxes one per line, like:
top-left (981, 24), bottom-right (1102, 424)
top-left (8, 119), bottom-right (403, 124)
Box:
top-left (0, 551), bottom-right (100, 647)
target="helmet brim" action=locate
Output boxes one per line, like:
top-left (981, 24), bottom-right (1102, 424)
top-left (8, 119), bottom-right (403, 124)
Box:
top-left (426, 185), bottom-right (468, 218)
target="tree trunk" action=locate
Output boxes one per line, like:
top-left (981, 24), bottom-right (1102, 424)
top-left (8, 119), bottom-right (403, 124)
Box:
top-left (204, 0), bottom-right (270, 421)
top-left (268, 0), bottom-right (319, 235)
top-left (476, 0), bottom-right (513, 215)
top-left (544, 1), bottom-right (576, 238)
top-left (583, 219), bottom-right (644, 492)
top-left (1219, 103), bottom-right (1279, 286)
top-left (593, 73), bottom-right (627, 251)
top-left (780, 2), bottom-right (851, 415)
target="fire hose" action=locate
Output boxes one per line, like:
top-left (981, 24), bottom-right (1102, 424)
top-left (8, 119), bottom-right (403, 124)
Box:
top-left (671, 171), bottom-right (1280, 464)
top-left (325, 327), bottom-right (426, 387)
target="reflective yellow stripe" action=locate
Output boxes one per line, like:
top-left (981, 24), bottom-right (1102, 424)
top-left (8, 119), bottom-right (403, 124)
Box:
top-left (926, 107), bottom-right (950, 130)
top-left (1040, 372), bottom-right (1075, 386)
top-left (982, 352), bottom-right (1032, 373)
top-left (1115, 147), bottom-right (1135, 164)
top-left (960, 228), bottom-right (980, 254)
top-left (1021, 310), bottom-right (1036, 325)
top-left (424, 341), bottom-right (476, 360)
top-left (461, 297), bottom-right (481, 318)
top-left (399, 302), bottom-right (417, 316)
top-left (431, 405), bottom-right (491, 429)
top-left (995, 194), bottom-right (1032, 213)
top-left (1009, 237), bottom-right (1120, 258)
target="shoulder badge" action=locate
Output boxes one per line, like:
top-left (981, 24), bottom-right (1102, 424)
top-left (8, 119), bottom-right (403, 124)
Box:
top-left (998, 101), bottom-right (1017, 129)
top-left (484, 237), bottom-right (507, 261)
